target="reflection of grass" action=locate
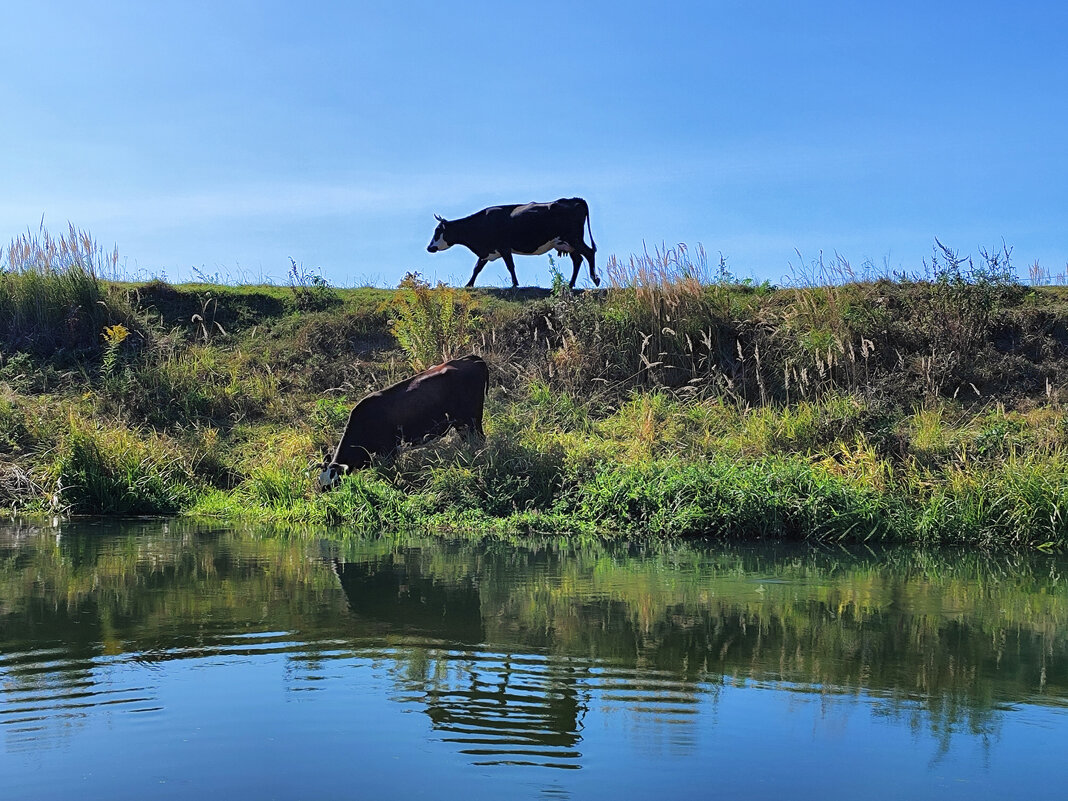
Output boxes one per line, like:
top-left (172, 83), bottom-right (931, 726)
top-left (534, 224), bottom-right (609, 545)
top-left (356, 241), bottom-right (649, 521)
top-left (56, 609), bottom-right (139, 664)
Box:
top-left (2, 523), bottom-right (1064, 742)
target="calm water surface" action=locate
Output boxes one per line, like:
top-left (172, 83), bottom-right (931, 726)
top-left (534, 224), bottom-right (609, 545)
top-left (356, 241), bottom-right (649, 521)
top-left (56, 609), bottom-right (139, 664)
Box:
top-left (1, 519), bottom-right (1066, 799)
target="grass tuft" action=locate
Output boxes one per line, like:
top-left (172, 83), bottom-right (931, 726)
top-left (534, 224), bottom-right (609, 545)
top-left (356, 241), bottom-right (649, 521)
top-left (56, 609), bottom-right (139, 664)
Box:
top-left (1, 224), bottom-right (141, 357)
top-left (53, 417), bottom-right (194, 515)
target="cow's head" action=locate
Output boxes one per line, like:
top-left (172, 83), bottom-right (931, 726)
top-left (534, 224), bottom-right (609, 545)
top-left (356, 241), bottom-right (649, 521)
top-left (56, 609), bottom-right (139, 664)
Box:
top-left (427, 215), bottom-right (452, 253)
top-left (317, 461), bottom-right (346, 491)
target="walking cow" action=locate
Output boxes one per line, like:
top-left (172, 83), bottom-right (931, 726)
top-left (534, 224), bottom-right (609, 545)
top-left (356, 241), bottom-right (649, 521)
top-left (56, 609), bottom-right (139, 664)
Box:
top-left (427, 197), bottom-right (599, 288)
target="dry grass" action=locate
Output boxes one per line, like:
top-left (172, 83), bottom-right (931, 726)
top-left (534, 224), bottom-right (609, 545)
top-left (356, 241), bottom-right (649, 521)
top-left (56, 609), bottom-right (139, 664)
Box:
top-left (604, 242), bottom-right (717, 299)
top-left (5, 222), bottom-right (120, 278)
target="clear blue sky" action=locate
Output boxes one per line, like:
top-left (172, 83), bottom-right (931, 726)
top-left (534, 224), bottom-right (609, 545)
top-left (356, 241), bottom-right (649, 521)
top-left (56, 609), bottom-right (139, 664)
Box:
top-left (3, 1), bottom-right (1066, 287)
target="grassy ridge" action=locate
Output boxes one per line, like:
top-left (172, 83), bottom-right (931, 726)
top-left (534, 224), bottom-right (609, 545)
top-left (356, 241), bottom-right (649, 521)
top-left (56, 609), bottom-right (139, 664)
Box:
top-left (5, 230), bottom-right (1068, 546)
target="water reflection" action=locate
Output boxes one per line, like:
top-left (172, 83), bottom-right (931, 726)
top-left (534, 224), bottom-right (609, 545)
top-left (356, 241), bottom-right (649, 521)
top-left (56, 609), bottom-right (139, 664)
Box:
top-left (1, 519), bottom-right (1066, 795)
top-left (333, 556), bottom-right (485, 642)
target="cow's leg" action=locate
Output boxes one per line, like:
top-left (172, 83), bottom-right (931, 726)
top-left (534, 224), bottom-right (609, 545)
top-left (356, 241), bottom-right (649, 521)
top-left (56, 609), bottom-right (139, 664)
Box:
top-left (466, 258), bottom-right (489, 287)
top-left (568, 253), bottom-right (583, 288)
top-left (580, 245), bottom-right (600, 286)
top-left (471, 407), bottom-right (486, 441)
top-left (500, 251), bottom-right (520, 287)
top-left (586, 246), bottom-right (600, 286)
top-left (461, 418), bottom-right (486, 445)
top-left (567, 246), bottom-right (600, 288)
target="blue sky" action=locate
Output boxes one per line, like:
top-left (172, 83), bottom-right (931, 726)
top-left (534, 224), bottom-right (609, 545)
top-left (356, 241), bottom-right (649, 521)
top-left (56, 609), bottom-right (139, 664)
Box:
top-left (3, 1), bottom-right (1066, 287)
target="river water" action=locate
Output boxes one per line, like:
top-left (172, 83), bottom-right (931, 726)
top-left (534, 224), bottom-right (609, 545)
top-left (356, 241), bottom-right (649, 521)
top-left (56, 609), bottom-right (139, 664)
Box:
top-left (1, 519), bottom-right (1065, 799)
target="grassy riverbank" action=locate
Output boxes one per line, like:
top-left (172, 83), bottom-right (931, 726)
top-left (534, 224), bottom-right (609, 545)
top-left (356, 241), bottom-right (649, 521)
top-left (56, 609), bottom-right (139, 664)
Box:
top-left (5, 228), bottom-right (1068, 547)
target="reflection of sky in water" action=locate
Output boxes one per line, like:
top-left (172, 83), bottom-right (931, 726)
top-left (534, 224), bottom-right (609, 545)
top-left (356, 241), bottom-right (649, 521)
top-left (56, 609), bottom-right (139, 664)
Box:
top-left (5, 641), bottom-right (1064, 800)
top-left (1, 521), bottom-right (1067, 799)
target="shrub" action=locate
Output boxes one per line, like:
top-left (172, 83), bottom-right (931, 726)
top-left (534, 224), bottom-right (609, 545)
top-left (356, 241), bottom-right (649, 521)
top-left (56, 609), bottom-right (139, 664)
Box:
top-left (388, 272), bottom-right (476, 370)
top-left (288, 258), bottom-right (340, 311)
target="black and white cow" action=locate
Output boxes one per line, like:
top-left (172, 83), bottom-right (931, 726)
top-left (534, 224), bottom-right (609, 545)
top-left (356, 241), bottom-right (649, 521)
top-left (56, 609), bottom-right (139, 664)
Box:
top-left (427, 197), bottom-right (598, 288)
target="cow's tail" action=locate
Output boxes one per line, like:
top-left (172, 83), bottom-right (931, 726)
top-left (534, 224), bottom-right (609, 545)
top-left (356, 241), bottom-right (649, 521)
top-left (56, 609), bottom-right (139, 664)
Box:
top-left (583, 198), bottom-right (597, 253)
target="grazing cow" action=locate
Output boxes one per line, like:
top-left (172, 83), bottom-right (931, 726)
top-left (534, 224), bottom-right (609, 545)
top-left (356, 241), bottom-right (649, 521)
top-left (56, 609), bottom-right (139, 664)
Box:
top-left (427, 197), bottom-right (599, 288)
top-left (318, 354), bottom-right (489, 489)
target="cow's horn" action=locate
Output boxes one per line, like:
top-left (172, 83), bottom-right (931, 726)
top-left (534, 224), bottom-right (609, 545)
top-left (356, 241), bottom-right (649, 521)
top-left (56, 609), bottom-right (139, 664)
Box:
top-left (434, 214), bottom-right (445, 222)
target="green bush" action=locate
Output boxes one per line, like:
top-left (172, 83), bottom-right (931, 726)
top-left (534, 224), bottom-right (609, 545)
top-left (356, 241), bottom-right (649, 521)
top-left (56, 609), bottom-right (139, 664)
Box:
top-left (388, 272), bottom-right (476, 370)
top-left (916, 457), bottom-right (1068, 547)
top-left (54, 420), bottom-right (194, 514)
top-left (318, 471), bottom-right (431, 528)
top-left (0, 394), bottom-right (34, 454)
top-left (421, 437), bottom-right (567, 516)
top-left (119, 345), bottom-right (280, 426)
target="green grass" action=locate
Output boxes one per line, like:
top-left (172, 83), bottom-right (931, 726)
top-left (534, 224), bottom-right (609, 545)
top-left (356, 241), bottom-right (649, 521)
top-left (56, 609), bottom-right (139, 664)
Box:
top-left (52, 417), bottom-right (196, 515)
top-left (7, 226), bottom-right (1068, 546)
top-left (1, 224), bottom-right (141, 357)
top-left (169, 393), bottom-right (1068, 547)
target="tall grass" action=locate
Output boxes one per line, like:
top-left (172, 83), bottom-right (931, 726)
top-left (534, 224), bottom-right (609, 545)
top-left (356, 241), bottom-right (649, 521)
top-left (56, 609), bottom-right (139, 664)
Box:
top-left (86, 343), bottom-right (284, 428)
top-left (0, 224), bottom-right (137, 355)
top-left (598, 243), bottom-right (756, 389)
top-left (914, 455), bottom-right (1068, 547)
top-left (4, 222), bottom-right (120, 278)
top-left (569, 457), bottom-right (900, 540)
top-left (53, 417), bottom-right (195, 515)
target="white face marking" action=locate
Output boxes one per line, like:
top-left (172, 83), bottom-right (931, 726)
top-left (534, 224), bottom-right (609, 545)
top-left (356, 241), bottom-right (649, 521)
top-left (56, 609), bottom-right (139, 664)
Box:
top-left (318, 466), bottom-right (340, 489)
top-left (429, 231), bottom-right (452, 252)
